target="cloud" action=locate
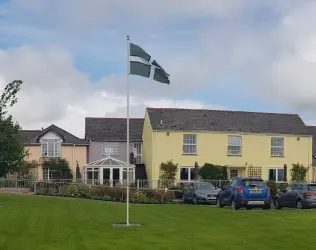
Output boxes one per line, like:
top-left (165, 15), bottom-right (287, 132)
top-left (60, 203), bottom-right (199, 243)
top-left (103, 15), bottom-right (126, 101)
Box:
top-left (0, 46), bottom-right (224, 137)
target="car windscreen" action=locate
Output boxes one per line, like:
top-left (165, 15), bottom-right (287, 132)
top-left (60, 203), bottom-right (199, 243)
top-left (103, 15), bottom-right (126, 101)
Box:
top-left (196, 183), bottom-right (215, 190)
top-left (241, 179), bottom-right (265, 187)
top-left (307, 185), bottom-right (316, 191)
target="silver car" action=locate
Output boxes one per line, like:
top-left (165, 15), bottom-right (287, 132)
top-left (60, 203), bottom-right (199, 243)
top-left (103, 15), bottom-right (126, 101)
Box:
top-left (183, 181), bottom-right (221, 204)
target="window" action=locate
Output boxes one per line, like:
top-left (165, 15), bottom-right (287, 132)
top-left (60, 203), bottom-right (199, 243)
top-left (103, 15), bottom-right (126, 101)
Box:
top-left (133, 143), bottom-right (142, 163)
top-left (271, 138), bottom-right (284, 156)
top-left (183, 134), bottom-right (197, 154)
top-left (41, 139), bottom-right (61, 157)
top-left (180, 167), bottom-right (195, 181)
top-left (227, 136), bottom-right (242, 155)
top-left (43, 168), bottom-right (57, 181)
top-left (230, 169), bottom-right (238, 178)
top-left (241, 179), bottom-right (265, 187)
top-left (268, 168), bottom-right (285, 182)
top-left (102, 143), bottom-right (119, 156)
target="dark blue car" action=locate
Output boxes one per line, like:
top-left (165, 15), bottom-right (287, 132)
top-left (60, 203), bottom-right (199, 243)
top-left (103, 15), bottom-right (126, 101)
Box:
top-left (216, 177), bottom-right (272, 210)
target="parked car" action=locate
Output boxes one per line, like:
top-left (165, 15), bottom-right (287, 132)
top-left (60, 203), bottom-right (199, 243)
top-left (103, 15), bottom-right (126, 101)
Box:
top-left (217, 177), bottom-right (272, 210)
top-left (274, 183), bottom-right (316, 209)
top-left (183, 181), bottom-right (221, 204)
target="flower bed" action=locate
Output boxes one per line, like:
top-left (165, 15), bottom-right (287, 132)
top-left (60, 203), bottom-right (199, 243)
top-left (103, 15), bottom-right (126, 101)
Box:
top-left (35, 184), bottom-right (183, 204)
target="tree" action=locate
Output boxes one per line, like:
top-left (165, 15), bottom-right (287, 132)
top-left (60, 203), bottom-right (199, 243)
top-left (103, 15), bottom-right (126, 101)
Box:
top-left (160, 160), bottom-right (178, 180)
top-left (199, 163), bottom-right (227, 180)
top-left (159, 160), bottom-right (178, 188)
top-left (16, 160), bottom-right (39, 179)
top-left (75, 160), bottom-right (81, 180)
top-left (0, 80), bottom-right (26, 178)
top-left (290, 163), bottom-right (309, 182)
top-left (42, 158), bottom-right (73, 180)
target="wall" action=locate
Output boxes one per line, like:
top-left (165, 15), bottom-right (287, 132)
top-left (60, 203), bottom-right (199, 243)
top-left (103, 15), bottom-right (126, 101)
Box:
top-left (142, 113), bottom-right (153, 180)
top-left (88, 141), bottom-right (140, 163)
top-left (24, 145), bottom-right (88, 179)
top-left (147, 130), bottom-right (313, 182)
top-left (62, 146), bottom-right (87, 177)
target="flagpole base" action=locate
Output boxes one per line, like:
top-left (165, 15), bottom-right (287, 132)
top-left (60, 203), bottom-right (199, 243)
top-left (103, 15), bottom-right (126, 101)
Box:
top-left (112, 223), bottom-right (143, 228)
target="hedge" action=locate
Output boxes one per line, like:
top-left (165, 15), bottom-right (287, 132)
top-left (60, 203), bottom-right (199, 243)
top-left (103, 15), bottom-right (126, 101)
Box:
top-left (36, 184), bottom-right (182, 204)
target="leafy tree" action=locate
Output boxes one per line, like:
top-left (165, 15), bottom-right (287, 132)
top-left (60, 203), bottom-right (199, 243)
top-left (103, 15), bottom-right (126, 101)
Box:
top-left (0, 80), bottom-right (26, 178)
top-left (199, 163), bottom-right (227, 180)
top-left (16, 160), bottom-right (39, 179)
top-left (159, 160), bottom-right (178, 188)
top-left (42, 158), bottom-right (73, 180)
top-left (160, 160), bottom-right (178, 180)
top-left (290, 163), bottom-right (309, 182)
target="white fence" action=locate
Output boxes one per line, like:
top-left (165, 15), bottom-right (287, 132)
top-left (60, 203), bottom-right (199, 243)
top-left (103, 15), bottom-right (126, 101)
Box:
top-left (0, 178), bottom-right (231, 191)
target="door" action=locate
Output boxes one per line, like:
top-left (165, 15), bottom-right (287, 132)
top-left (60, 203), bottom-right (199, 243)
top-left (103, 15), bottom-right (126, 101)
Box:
top-left (287, 184), bottom-right (301, 207)
top-left (282, 185), bottom-right (298, 206)
top-left (186, 183), bottom-right (194, 201)
top-left (103, 169), bottom-right (110, 186)
top-left (113, 168), bottom-right (120, 186)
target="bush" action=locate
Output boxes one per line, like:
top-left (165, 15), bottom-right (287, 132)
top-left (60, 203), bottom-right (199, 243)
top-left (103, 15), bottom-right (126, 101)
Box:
top-left (131, 190), bottom-right (150, 203)
top-left (266, 180), bottom-right (289, 199)
top-left (59, 184), bottom-right (89, 198)
top-left (199, 164), bottom-right (227, 180)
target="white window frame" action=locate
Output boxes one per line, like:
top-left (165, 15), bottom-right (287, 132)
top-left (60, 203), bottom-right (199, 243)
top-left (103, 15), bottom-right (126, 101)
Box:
top-left (102, 142), bottom-right (119, 156)
top-left (41, 139), bottom-right (61, 157)
top-left (268, 168), bottom-right (285, 182)
top-left (271, 137), bottom-right (284, 157)
top-left (182, 134), bottom-right (197, 155)
top-left (227, 135), bottom-right (242, 156)
top-left (133, 142), bottom-right (142, 164)
top-left (43, 168), bottom-right (57, 181)
top-left (180, 167), bottom-right (195, 181)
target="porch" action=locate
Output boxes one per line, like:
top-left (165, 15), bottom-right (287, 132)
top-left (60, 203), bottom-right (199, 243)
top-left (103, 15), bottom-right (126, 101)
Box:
top-left (83, 156), bottom-right (135, 186)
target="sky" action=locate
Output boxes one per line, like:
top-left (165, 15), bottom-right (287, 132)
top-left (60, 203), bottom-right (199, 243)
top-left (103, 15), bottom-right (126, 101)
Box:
top-left (1, 0), bottom-right (316, 137)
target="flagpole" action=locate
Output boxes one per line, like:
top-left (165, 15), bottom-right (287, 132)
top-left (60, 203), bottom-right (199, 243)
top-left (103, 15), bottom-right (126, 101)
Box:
top-left (126, 35), bottom-right (130, 226)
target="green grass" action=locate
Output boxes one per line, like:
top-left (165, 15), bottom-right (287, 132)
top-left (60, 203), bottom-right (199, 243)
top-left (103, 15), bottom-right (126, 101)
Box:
top-left (0, 195), bottom-right (316, 250)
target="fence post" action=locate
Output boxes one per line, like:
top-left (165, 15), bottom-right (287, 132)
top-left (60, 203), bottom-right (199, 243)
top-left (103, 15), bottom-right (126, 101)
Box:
top-left (137, 179), bottom-right (139, 190)
top-left (34, 181), bottom-right (37, 193)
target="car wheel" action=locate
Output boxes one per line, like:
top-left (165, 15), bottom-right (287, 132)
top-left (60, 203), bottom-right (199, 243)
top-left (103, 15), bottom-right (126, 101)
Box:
top-left (216, 198), bottom-right (223, 208)
top-left (274, 199), bottom-right (282, 210)
top-left (296, 199), bottom-right (303, 209)
top-left (192, 195), bottom-right (198, 205)
top-left (231, 199), bottom-right (240, 210)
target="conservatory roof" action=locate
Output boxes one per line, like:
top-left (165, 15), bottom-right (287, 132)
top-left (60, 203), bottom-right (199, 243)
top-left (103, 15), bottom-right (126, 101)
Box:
top-left (85, 155), bottom-right (135, 168)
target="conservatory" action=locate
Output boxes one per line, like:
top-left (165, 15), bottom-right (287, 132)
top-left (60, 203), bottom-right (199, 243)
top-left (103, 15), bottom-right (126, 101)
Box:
top-left (83, 155), bottom-right (135, 186)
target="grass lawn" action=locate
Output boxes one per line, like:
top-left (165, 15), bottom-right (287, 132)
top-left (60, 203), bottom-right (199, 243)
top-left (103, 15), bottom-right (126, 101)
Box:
top-left (0, 195), bottom-right (316, 250)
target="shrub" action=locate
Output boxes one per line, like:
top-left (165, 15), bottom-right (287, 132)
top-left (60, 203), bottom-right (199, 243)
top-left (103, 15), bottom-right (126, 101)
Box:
top-left (266, 180), bottom-right (289, 199)
top-left (59, 184), bottom-right (89, 198)
top-left (291, 163), bottom-right (309, 182)
top-left (131, 190), bottom-right (150, 203)
top-left (266, 180), bottom-right (278, 199)
top-left (199, 164), bottom-right (227, 180)
top-left (153, 190), bottom-right (174, 203)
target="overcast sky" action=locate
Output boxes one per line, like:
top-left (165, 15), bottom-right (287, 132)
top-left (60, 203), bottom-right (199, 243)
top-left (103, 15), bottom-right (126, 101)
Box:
top-left (1, 0), bottom-right (316, 137)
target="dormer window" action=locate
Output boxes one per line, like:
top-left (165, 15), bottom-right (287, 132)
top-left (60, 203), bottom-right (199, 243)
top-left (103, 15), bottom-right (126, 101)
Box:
top-left (41, 139), bottom-right (61, 157)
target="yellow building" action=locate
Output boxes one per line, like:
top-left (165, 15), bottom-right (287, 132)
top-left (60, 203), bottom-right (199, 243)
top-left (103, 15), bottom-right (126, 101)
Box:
top-left (142, 108), bottom-right (314, 183)
top-left (20, 125), bottom-right (89, 180)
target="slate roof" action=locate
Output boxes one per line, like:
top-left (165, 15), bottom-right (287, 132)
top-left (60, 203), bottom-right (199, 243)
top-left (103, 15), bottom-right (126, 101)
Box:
top-left (85, 118), bottom-right (144, 142)
top-left (146, 108), bottom-right (310, 135)
top-left (20, 124), bottom-right (89, 145)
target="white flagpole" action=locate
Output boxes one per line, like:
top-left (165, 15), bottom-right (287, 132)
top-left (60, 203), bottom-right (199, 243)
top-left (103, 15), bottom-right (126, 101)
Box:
top-left (126, 35), bottom-right (130, 226)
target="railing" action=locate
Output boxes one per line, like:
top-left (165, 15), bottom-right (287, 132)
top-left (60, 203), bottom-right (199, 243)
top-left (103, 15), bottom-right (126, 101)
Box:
top-left (0, 178), bottom-right (231, 191)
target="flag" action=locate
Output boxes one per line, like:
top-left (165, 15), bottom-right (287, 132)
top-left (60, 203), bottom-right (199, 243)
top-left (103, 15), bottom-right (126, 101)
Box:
top-left (129, 43), bottom-right (170, 84)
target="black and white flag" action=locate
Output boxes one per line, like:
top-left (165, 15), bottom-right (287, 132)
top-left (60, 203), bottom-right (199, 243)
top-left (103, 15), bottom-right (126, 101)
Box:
top-left (129, 43), bottom-right (170, 84)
